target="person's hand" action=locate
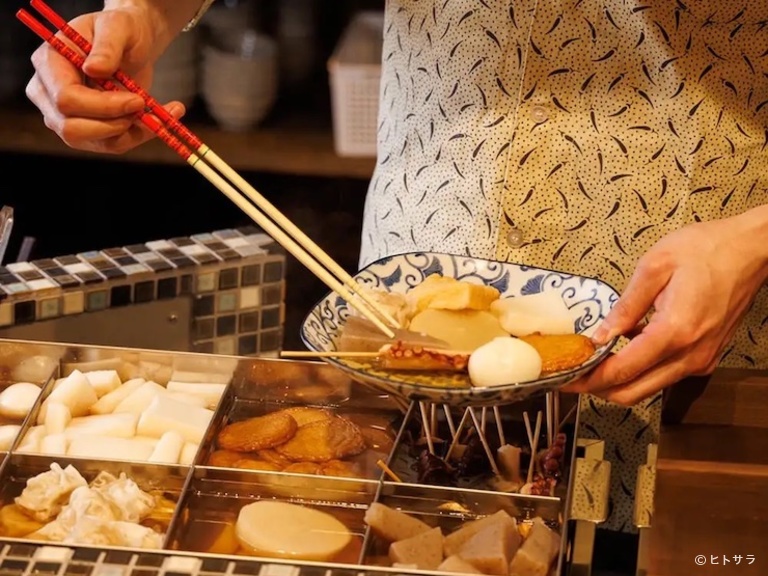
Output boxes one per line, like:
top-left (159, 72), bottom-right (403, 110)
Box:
top-left (564, 211), bottom-right (768, 405)
top-left (26, 7), bottom-right (185, 154)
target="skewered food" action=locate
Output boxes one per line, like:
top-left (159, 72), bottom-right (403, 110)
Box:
top-left (338, 273), bottom-right (599, 386)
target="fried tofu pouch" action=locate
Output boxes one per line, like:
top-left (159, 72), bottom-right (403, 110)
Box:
top-left (407, 274), bottom-right (500, 312)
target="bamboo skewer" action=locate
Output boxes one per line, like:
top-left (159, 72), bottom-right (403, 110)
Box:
top-left (443, 405), bottom-right (457, 441)
top-left (418, 402), bottom-right (435, 455)
top-left (280, 351), bottom-right (380, 359)
top-left (469, 408), bottom-right (500, 477)
top-left (445, 408), bottom-right (471, 461)
top-left (18, 1), bottom-right (399, 338)
top-left (376, 459), bottom-right (402, 482)
top-left (526, 411), bottom-right (543, 484)
top-left (493, 406), bottom-right (506, 447)
top-left (545, 392), bottom-right (554, 448)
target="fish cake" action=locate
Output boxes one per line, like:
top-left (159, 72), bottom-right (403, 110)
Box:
top-left (257, 449), bottom-right (293, 468)
top-left (234, 459), bottom-right (282, 472)
top-left (217, 412), bottom-right (298, 452)
top-left (208, 450), bottom-right (244, 468)
top-left (321, 459), bottom-right (362, 479)
top-left (519, 333), bottom-right (596, 373)
top-left (276, 417), bottom-right (366, 462)
top-left (283, 462), bottom-right (324, 475)
top-left (277, 406), bottom-right (334, 427)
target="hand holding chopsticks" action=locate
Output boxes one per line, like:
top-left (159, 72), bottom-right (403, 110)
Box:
top-left (17, 0), bottom-right (398, 339)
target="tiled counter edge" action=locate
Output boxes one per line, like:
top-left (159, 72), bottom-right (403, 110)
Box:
top-left (0, 227), bottom-right (286, 357)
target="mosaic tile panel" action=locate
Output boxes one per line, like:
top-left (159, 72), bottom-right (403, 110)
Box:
top-left (0, 228), bottom-right (286, 356)
top-left (0, 545), bottom-right (361, 576)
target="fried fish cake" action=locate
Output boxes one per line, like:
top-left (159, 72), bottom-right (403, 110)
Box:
top-left (217, 412), bottom-right (298, 452)
top-left (519, 333), bottom-right (596, 373)
top-left (275, 416), bottom-right (366, 462)
top-left (321, 459), bottom-right (362, 479)
top-left (257, 449), bottom-right (293, 468)
top-left (233, 459), bottom-right (282, 472)
top-left (277, 406), bottom-right (334, 427)
top-left (283, 462), bottom-right (323, 475)
top-left (208, 450), bottom-right (244, 468)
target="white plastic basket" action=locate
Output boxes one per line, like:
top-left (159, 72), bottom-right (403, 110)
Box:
top-left (328, 11), bottom-right (384, 158)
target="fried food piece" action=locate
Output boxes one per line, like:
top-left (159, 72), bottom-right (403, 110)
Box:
top-left (276, 417), bottom-right (366, 462)
top-left (217, 412), bottom-right (298, 452)
top-left (234, 459), bottom-right (282, 472)
top-left (0, 504), bottom-right (44, 537)
top-left (359, 426), bottom-right (395, 453)
top-left (519, 333), bottom-right (596, 373)
top-left (283, 462), bottom-right (323, 475)
top-left (321, 460), bottom-right (362, 479)
top-left (208, 450), bottom-right (244, 468)
top-left (277, 407), bottom-right (334, 427)
top-left (257, 449), bottom-right (293, 468)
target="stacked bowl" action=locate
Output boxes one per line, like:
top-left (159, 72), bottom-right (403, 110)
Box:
top-left (151, 29), bottom-right (199, 109)
top-left (201, 30), bottom-right (278, 132)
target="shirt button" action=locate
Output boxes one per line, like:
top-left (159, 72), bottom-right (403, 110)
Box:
top-left (506, 228), bottom-right (524, 248)
top-left (531, 106), bottom-right (549, 122)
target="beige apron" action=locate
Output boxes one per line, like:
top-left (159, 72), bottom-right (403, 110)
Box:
top-left (360, 0), bottom-right (768, 532)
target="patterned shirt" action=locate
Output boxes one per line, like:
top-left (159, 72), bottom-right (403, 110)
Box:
top-left (360, 0), bottom-right (768, 532)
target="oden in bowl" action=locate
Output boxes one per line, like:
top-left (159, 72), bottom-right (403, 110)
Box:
top-left (300, 252), bottom-right (619, 407)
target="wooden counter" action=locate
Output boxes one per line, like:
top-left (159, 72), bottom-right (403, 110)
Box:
top-left (646, 369), bottom-right (768, 576)
top-left (0, 106), bottom-right (376, 179)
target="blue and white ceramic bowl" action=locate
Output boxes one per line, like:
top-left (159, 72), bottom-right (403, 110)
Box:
top-left (300, 252), bottom-right (619, 407)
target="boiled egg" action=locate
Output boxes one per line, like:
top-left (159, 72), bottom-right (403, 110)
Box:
top-left (468, 337), bottom-right (542, 387)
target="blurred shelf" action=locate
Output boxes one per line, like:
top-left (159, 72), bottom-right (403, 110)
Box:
top-left (0, 107), bottom-right (376, 179)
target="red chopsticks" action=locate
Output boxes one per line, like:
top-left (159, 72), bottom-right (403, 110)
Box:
top-left (16, 1), bottom-right (400, 338)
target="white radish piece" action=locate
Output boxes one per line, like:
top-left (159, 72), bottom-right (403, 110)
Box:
top-left (166, 382), bottom-right (227, 408)
top-left (0, 382), bottom-right (41, 420)
top-left (0, 425), bottom-right (21, 450)
top-left (113, 381), bottom-right (166, 415)
top-left (83, 370), bottom-right (122, 397)
top-left (490, 292), bottom-right (575, 337)
top-left (148, 431), bottom-right (185, 464)
top-left (64, 413), bottom-right (138, 439)
top-left (44, 402), bottom-right (71, 435)
top-left (90, 378), bottom-right (145, 415)
top-left (38, 370), bottom-right (97, 420)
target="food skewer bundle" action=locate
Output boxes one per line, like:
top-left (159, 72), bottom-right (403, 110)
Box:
top-left (391, 399), bottom-right (574, 498)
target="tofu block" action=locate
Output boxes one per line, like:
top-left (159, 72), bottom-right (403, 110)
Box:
top-left (166, 381), bottom-right (227, 408)
top-left (0, 425), bottom-right (21, 450)
top-left (149, 431), bottom-right (184, 464)
top-left (67, 435), bottom-right (154, 461)
top-left (456, 514), bottom-right (521, 575)
top-left (444, 510), bottom-right (516, 557)
top-left (389, 526), bottom-right (443, 570)
top-left (133, 436), bottom-right (159, 449)
top-left (40, 433), bottom-right (68, 456)
top-left (83, 370), bottom-right (122, 397)
top-left (64, 413), bottom-right (138, 439)
top-left (508, 519), bottom-right (560, 576)
top-left (179, 442), bottom-right (199, 466)
top-left (438, 555), bottom-right (483, 574)
top-left (38, 370), bottom-right (97, 420)
top-left (137, 394), bottom-right (214, 443)
top-left (113, 381), bottom-right (166, 415)
top-left (44, 402), bottom-right (71, 436)
top-left (90, 378), bottom-right (145, 415)
top-left (364, 502), bottom-right (433, 542)
top-left (170, 370), bottom-right (231, 384)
